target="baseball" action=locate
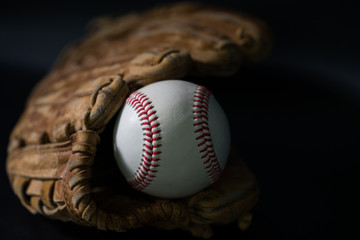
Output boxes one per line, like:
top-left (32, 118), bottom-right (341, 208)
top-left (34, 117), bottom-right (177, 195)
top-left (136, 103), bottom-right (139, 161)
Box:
top-left (113, 80), bottom-right (231, 198)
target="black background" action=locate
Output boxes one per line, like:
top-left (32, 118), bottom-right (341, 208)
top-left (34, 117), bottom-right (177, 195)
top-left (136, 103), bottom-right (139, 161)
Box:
top-left (1, 0), bottom-right (359, 239)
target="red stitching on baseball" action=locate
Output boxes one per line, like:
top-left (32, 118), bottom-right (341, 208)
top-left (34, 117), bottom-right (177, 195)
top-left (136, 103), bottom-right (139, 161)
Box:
top-left (193, 86), bottom-right (224, 182)
top-left (125, 91), bottom-right (162, 191)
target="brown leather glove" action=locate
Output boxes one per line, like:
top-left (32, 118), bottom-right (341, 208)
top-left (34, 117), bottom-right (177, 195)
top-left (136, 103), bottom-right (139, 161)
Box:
top-left (6, 2), bottom-right (271, 238)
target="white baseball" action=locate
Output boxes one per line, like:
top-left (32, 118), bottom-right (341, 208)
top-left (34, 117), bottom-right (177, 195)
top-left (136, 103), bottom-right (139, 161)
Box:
top-left (113, 80), bottom-right (231, 198)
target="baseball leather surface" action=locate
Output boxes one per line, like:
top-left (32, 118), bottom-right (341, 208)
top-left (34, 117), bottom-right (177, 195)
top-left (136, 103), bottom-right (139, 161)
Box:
top-left (113, 80), bottom-right (231, 198)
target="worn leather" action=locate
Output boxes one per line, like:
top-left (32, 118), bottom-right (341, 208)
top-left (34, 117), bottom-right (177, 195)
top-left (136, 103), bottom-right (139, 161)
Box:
top-left (6, 2), bottom-right (270, 238)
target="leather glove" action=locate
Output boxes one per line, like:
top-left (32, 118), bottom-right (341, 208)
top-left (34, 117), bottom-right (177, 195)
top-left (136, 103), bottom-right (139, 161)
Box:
top-left (6, 2), bottom-right (271, 238)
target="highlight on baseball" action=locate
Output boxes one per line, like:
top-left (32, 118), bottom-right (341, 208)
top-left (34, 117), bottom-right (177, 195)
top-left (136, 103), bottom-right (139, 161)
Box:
top-left (113, 80), bottom-right (231, 198)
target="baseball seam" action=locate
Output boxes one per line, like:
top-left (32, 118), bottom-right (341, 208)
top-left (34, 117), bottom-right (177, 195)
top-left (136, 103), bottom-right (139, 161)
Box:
top-left (193, 86), bottom-right (223, 182)
top-left (125, 91), bottom-right (161, 191)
